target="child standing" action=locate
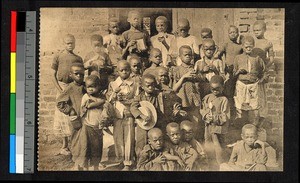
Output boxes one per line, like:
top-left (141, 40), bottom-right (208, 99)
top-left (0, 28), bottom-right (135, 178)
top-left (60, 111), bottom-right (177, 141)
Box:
top-left (56, 63), bottom-right (86, 169)
top-left (194, 38), bottom-right (226, 99)
top-left (220, 124), bottom-right (267, 171)
top-left (251, 20), bottom-right (275, 121)
top-left (172, 45), bottom-right (204, 141)
top-left (129, 55), bottom-right (143, 85)
top-left (215, 25), bottom-right (243, 122)
top-left (51, 34), bottom-right (84, 155)
top-left (164, 122), bottom-right (199, 171)
top-left (143, 48), bottom-right (162, 77)
top-left (103, 18), bottom-right (123, 79)
top-left (84, 34), bottom-right (113, 88)
top-left (121, 10), bottom-right (151, 69)
top-left (78, 75), bottom-right (113, 170)
top-left (200, 75), bottom-right (230, 169)
top-left (233, 36), bottom-right (266, 127)
top-left (106, 60), bottom-right (139, 171)
top-left (169, 18), bottom-right (200, 66)
top-left (150, 16), bottom-right (175, 68)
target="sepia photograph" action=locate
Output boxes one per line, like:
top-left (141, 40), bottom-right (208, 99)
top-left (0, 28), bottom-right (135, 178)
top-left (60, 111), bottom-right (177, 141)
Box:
top-left (37, 7), bottom-right (284, 172)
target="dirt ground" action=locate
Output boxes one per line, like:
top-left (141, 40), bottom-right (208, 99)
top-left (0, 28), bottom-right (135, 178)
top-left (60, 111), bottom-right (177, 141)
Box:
top-left (38, 123), bottom-right (283, 171)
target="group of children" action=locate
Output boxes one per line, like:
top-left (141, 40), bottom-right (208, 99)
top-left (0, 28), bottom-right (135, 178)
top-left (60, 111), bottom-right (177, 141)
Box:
top-left (51, 10), bottom-right (276, 171)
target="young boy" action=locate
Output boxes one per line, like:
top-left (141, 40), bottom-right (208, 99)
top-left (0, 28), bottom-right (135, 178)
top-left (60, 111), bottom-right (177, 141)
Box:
top-left (199, 28), bottom-right (219, 59)
top-left (164, 122), bottom-right (199, 171)
top-left (129, 55), bottom-right (142, 85)
top-left (79, 75), bottom-right (113, 170)
top-left (251, 20), bottom-right (275, 120)
top-left (169, 18), bottom-right (200, 66)
top-left (194, 38), bottom-right (226, 99)
top-left (150, 16), bottom-right (175, 68)
top-left (143, 48), bottom-right (162, 77)
top-left (233, 36), bottom-right (266, 127)
top-left (200, 75), bottom-right (230, 168)
top-left (84, 34), bottom-right (113, 88)
top-left (215, 25), bottom-right (243, 122)
top-left (56, 63), bottom-right (86, 169)
top-left (172, 45), bottom-right (204, 141)
top-left (103, 18), bottom-right (123, 69)
top-left (51, 34), bottom-right (84, 155)
top-left (156, 67), bottom-right (187, 123)
top-left (106, 60), bottom-right (139, 171)
top-left (121, 10), bottom-right (151, 69)
top-left (137, 128), bottom-right (168, 171)
top-left (220, 124), bottom-right (267, 171)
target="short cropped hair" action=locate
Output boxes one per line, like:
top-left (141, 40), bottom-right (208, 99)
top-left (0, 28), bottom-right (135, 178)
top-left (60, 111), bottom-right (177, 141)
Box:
top-left (180, 120), bottom-right (194, 129)
top-left (128, 10), bottom-right (140, 18)
top-left (63, 34), bottom-right (75, 42)
top-left (201, 28), bottom-right (213, 35)
top-left (210, 75), bottom-right (225, 86)
top-left (148, 128), bottom-right (163, 138)
top-left (228, 25), bottom-right (239, 32)
top-left (242, 124), bottom-right (258, 135)
top-left (85, 74), bottom-right (101, 86)
top-left (70, 62), bottom-right (84, 72)
top-left (142, 74), bottom-right (156, 84)
top-left (253, 20), bottom-right (267, 30)
top-left (241, 35), bottom-right (255, 45)
top-left (179, 45), bottom-right (192, 54)
top-left (90, 34), bottom-right (103, 44)
top-left (202, 38), bottom-right (216, 46)
top-left (155, 16), bottom-right (168, 24)
top-left (166, 122), bottom-right (180, 133)
top-left (117, 60), bottom-right (131, 69)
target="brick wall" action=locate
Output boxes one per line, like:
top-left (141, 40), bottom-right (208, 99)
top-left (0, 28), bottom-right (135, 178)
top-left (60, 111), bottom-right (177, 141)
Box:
top-left (234, 8), bottom-right (284, 134)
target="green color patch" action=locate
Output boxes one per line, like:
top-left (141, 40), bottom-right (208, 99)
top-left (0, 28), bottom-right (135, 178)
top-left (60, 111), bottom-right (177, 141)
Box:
top-left (10, 94), bottom-right (16, 134)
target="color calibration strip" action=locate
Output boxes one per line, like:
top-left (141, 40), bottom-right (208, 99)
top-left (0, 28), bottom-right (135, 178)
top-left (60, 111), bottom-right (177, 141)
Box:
top-left (10, 11), bottom-right (36, 174)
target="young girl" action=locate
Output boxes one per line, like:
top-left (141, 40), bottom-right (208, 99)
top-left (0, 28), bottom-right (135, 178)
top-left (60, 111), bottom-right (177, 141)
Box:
top-left (77, 75), bottom-right (113, 170)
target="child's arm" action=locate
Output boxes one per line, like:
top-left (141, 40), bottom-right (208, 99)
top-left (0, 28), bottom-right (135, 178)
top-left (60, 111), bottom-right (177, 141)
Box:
top-left (50, 69), bottom-right (63, 93)
top-left (106, 83), bottom-right (120, 102)
top-left (56, 88), bottom-right (75, 115)
top-left (200, 97), bottom-right (213, 124)
top-left (86, 98), bottom-right (106, 109)
top-left (137, 151), bottom-right (166, 170)
top-left (214, 43), bottom-right (226, 60)
top-left (228, 144), bottom-right (239, 165)
top-left (162, 152), bottom-right (185, 168)
top-left (233, 57), bottom-right (247, 78)
top-left (214, 98), bottom-right (230, 126)
top-left (254, 140), bottom-right (268, 165)
top-left (266, 41), bottom-right (275, 70)
top-left (185, 146), bottom-right (199, 170)
top-left (130, 95), bottom-right (150, 122)
top-left (121, 40), bottom-right (136, 59)
top-left (173, 70), bottom-right (197, 93)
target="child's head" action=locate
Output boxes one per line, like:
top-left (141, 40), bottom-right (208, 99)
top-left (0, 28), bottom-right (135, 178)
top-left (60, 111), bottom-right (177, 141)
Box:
top-left (202, 38), bottom-right (216, 59)
top-left (129, 55), bottom-right (142, 74)
top-left (200, 28), bottom-right (213, 40)
top-left (85, 74), bottom-right (101, 96)
top-left (253, 20), bottom-right (266, 39)
top-left (63, 34), bottom-right (76, 52)
top-left (149, 48), bottom-right (162, 66)
top-left (148, 128), bottom-right (164, 151)
top-left (90, 34), bottom-right (104, 54)
top-left (117, 60), bottom-right (131, 80)
top-left (241, 124), bottom-right (258, 147)
top-left (156, 66), bottom-right (170, 85)
top-left (210, 75), bottom-right (224, 96)
top-left (241, 35), bottom-right (255, 55)
top-left (180, 120), bottom-right (194, 142)
top-left (69, 63), bottom-right (84, 85)
top-left (179, 45), bottom-right (193, 65)
top-left (127, 10), bottom-right (141, 29)
top-left (166, 122), bottom-right (181, 145)
top-left (155, 16), bottom-right (168, 33)
top-left (141, 74), bottom-right (157, 94)
top-left (228, 25), bottom-right (239, 42)
top-left (177, 18), bottom-right (190, 38)
top-left (108, 18), bottom-right (120, 35)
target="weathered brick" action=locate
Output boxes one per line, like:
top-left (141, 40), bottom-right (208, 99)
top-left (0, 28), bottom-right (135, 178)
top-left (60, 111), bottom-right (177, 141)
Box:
top-left (272, 13), bottom-right (284, 20)
top-left (269, 83), bottom-right (284, 89)
top-left (275, 50), bottom-right (284, 57)
top-left (267, 96), bottom-right (277, 102)
top-left (42, 90), bottom-right (51, 95)
top-left (275, 77), bottom-right (284, 83)
top-left (278, 97), bottom-right (284, 102)
top-left (39, 110), bottom-right (50, 115)
top-left (239, 24), bottom-right (250, 32)
top-left (40, 103), bottom-right (47, 109)
top-left (266, 89), bottom-right (274, 96)
top-left (44, 116), bottom-right (54, 122)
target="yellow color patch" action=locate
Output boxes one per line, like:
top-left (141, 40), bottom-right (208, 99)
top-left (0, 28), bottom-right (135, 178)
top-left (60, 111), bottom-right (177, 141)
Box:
top-left (10, 52), bottom-right (16, 93)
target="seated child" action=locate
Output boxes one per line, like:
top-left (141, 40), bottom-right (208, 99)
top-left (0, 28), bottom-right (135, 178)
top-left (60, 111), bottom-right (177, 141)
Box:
top-left (84, 34), bottom-right (113, 88)
top-left (78, 75), bottom-right (113, 170)
top-left (106, 60), bottom-right (139, 170)
top-left (164, 122), bottom-right (199, 171)
top-left (200, 75), bottom-right (230, 168)
top-left (56, 63), bottom-right (86, 169)
top-left (199, 28), bottom-right (219, 59)
top-left (150, 16), bottom-right (175, 68)
top-left (195, 38), bottom-right (226, 99)
top-left (121, 10), bottom-right (151, 69)
top-left (220, 124), bottom-right (267, 171)
top-left (172, 45), bottom-right (204, 141)
top-left (169, 18), bottom-right (200, 66)
top-left (103, 18), bottom-right (124, 80)
top-left (143, 48), bottom-right (163, 77)
top-left (233, 35), bottom-right (266, 127)
top-left (137, 128), bottom-right (168, 171)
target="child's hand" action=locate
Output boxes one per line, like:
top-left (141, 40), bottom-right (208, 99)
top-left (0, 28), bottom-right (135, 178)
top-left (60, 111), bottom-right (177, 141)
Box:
top-left (182, 70), bottom-right (196, 80)
top-left (185, 163), bottom-right (193, 171)
top-left (152, 154), bottom-right (167, 164)
top-left (176, 158), bottom-right (185, 168)
top-left (69, 109), bottom-right (77, 116)
top-left (203, 65), bottom-right (210, 72)
top-left (128, 40), bottom-right (137, 47)
top-left (179, 110), bottom-right (187, 117)
top-left (254, 140), bottom-right (265, 147)
top-left (238, 69), bottom-right (248, 75)
top-left (200, 151), bottom-right (207, 158)
top-left (114, 87), bottom-right (121, 94)
top-left (205, 114), bottom-right (213, 123)
top-left (209, 65), bottom-right (217, 72)
top-left (158, 36), bottom-right (166, 43)
top-left (140, 114), bottom-right (151, 124)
